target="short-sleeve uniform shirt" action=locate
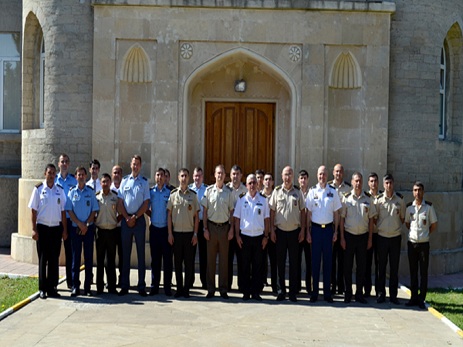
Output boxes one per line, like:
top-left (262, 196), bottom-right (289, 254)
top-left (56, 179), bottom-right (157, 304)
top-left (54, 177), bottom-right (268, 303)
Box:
top-left (405, 200), bottom-right (437, 243)
top-left (201, 184), bottom-right (234, 224)
top-left (374, 192), bottom-right (406, 238)
top-left (118, 174), bottom-right (150, 215)
top-left (306, 184), bottom-right (342, 225)
top-left (167, 188), bottom-right (199, 232)
top-left (95, 190), bottom-right (119, 230)
top-left (269, 185), bottom-right (305, 231)
top-left (149, 184), bottom-right (170, 228)
top-left (234, 192), bottom-right (270, 236)
top-left (28, 181), bottom-right (67, 227)
top-left (341, 190), bottom-right (377, 235)
top-left (66, 185), bottom-right (99, 227)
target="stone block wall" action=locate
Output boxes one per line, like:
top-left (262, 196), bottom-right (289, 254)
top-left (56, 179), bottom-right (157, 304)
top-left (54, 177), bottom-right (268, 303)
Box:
top-left (0, 176), bottom-right (19, 247)
top-left (389, 0), bottom-right (463, 192)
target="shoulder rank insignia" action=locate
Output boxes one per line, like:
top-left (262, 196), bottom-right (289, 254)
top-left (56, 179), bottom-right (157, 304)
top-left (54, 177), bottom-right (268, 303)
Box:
top-left (344, 181), bottom-right (352, 187)
top-left (364, 191), bottom-right (371, 198)
top-left (170, 188), bottom-right (179, 194)
top-left (425, 200), bottom-right (433, 206)
top-left (396, 192), bottom-right (403, 199)
top-left (293, 185), bottom-right (300, 190)
top-left (111, 189), bottom-right (118, 195)
top-left (35, 182), bottom-right (43, 188)
top-left (275, 185), bottom-right (282, 190)
top-left (406, 201), bottom-right (413, 207)
top-left (239, 192), bottom-right (246, 199)
top-left (343, 191), bottom-right (351, 198)
top-left (189, 189), bottom-right (197, 195)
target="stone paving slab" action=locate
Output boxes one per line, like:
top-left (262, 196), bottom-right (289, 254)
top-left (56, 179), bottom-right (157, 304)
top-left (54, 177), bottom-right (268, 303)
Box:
top-left (1, 270), bottom-right (462, 347)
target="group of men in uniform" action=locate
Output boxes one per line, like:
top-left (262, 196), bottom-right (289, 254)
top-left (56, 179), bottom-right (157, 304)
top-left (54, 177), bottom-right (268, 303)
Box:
top-left (28, 158), bottom-right (437, 309)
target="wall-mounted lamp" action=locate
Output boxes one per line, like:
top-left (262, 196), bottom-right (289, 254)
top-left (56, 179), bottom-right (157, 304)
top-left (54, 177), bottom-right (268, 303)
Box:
top-left (234, 79), bottom-right (246, 93)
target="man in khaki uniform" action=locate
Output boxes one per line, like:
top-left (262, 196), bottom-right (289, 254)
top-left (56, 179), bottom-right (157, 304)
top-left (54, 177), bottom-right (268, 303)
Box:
top-left (340, 172), bottom-right (376, 304)
top-left (227, 164), bottom-right (247, 292)
top-left (167, 168), bottom-right (199, 298)
top-left (269, 166), bottom-right (306, 302)
top-left (374, 174), bottom-right (405, 304)
top-left (405, 181), bottom-right (437, 309)
top-left (328, 163), bottom-right (351, 295)
top-left (95, 173), bottom-right (119, 295)
top-left (201, 165), bottom-right (235, 299)
top-left (364, 172), bottom-right (382, 297)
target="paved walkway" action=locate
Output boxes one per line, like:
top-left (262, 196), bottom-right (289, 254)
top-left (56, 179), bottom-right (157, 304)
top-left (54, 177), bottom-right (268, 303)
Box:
top-left (1, 249), bottom-right (462, 346)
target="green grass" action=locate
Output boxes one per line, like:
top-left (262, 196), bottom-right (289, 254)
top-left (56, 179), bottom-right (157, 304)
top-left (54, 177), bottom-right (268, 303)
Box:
top-left (426, 288), bottom-right (463, 330)
top-left (0, 276), bottom-right (38, 313)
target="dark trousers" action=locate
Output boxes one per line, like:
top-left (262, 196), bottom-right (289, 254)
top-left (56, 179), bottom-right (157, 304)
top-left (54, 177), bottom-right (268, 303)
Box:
top-left (343, 232), bottom-right (368, 298)
top-left (115, 226), bottom-right (123, 283)
top-left (121, 217), bottom-right (146, 291)
top-left (241, 234), bottom-right (264, 296)
top-left (197, 220), bottom-right (207, 288)
top-left (265, 239), bottom-right (279, 293)
top-left (95, 227), bottom-right (117, 292)
top-left (173, 231), bottom-right (195, 294)
top-left (276, 228), bottom-right (300, 297)
top-left (36, 224), bottom-right (62, 293)
top-left (297, 240), bottom-right (312, 294)
top-left (311, 223), bottom-right (334, 299)
top-left (149, 225), bottom-right (172, 292)
top-left (331, 237), bottom-right (345, 293)
top-left (63, 218), bottom-right (73, 287)
top-left (408, 241), bottom-right (430, 303)
top-left (228, 234), bottom-right (243, 291)
top-left (364, 233), bottom-right (379, 296)
top-left (377, 234), bottom-right (401, 300)
top-left (206, 221), bottom-right (229, 294)
top-left (70, 224), bottom-right (95, 291)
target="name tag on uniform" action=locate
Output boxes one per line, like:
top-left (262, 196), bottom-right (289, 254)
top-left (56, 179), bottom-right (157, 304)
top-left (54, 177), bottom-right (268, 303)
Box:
top-left (124, 186), bottom-right (130, 190)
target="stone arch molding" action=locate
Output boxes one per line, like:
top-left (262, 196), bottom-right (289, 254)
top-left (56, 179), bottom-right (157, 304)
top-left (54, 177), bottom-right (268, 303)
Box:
top-left (182, 46), bottom-right (298, 167)
top-left (329, 51), bottom-right (362, 89)
top-left (120, 44), bottom-right (152, 83)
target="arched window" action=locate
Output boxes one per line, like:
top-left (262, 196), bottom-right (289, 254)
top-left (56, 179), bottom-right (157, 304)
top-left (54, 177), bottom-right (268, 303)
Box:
top-left (439, 45), bottom-right (447, 139)
top-left (39, 37), bottom-right (45, 128)
top-left (0, 33), bottom-right (21, 132)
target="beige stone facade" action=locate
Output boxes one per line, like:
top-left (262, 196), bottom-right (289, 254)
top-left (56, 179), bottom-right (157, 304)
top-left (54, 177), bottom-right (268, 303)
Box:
top-left (1, 0), bottom-right (462, 276)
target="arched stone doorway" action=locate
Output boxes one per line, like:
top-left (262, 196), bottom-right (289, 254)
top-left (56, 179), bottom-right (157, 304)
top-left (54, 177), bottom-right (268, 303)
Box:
top-left (181, 47), bottom-right (297, 181)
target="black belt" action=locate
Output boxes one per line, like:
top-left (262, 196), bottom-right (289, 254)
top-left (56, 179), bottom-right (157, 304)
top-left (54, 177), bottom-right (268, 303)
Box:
top-left (208, 220), bottom-right (229, 227)
top-left (312, 222), bottom-right (333, 229)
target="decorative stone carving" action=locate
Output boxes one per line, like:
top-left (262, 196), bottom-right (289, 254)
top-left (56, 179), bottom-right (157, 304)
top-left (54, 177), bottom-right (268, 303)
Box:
top-left (120, 44), bottom-right (152, 83)
top-left (329, 51), bottom-right (362, 89)
top-left (181, 43), bottom-right (193, 59)
top-left (288, 45), bottom-right (301, 62)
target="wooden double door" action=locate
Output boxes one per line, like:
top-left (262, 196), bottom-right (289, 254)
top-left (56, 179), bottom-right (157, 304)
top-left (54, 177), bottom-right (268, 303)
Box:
top-left (204, 102), bottom-right (275, 184)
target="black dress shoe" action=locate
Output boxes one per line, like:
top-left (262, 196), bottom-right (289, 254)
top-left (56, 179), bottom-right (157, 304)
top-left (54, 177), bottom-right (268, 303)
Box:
top-left (174, 290), bottom-right (183, 298)
top-left (84, 290), bottom-right (93, 297)
top-left (390, 298), bottom-right (400, 305)
top-left (108, 289), bottom-right (118, 295)
top-left (405, 299), bottom-right (417, 307)
top-left (70, 288), bottom-right (80, 297)
top-left (206, 291), bottom-right (215, 298)
top-left (418, 301), bottom-right (426, 310)
top-left (139, 290), bottom-right (147, 297)
top-left (289, 295), bottom-right (297, 302)
top-left (118, 289), bottom-right (128, 296)
top-left (220, 292), bottom-right (229, 299)
top-left (183, 292), bottom-right (190, 298)
top-left (325, 297), bottom-right (334, 303)
top-left (252, 294), bottom-right (263, 302)
top-left (310, 296), bottom-right (318, 303)
top-left (96, 289), bottom-right (104, 295)
top-left (48, 290), bottom-right (61, 298)
top-left (276, 293), bottom-right (285, 301)
top-left (39, 291), bottom-right (47, 299)
top-left (242, 294), bottom-right (250, 301)
top-left (344, 297), bottom-right (351, 303)
top-left (355, 296), bottom-right (367, 304)
top-left (377, 296), bottom-right (385, 304)
top-left (165, 289), bottom-right (172, 297)
top-left (149, 288), bottom-right (159, 296)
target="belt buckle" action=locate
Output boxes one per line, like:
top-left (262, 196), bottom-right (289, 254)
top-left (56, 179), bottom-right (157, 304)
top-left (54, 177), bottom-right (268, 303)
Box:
top-left (321, 224), bottom-right (326, 228)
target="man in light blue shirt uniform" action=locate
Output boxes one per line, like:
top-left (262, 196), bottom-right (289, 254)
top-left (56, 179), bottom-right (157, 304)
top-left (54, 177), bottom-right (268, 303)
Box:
top-left (146, 167), bottom-right (172, 296)
top-left (66, 166), bottom-right (99, 297)
top-left (188, 166), bottom-right (208, 289)
top-left (117, 154), bottom-right (150, 296)
top-left (55, 153), bottom-right (77, 289)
